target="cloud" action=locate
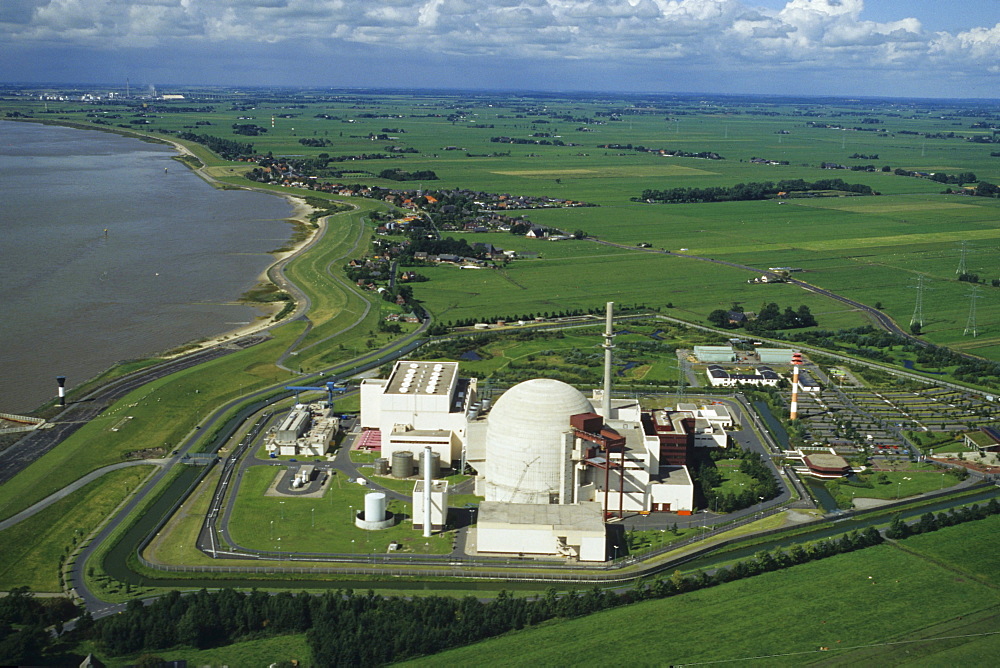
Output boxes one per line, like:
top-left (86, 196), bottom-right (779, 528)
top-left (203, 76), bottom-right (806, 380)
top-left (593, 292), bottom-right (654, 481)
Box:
top-left (1, 1), bottom-right (998, 95)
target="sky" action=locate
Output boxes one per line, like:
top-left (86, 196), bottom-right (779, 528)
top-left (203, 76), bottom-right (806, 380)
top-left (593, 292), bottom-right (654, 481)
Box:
top-left (2, 0), bottom-right (999, 99)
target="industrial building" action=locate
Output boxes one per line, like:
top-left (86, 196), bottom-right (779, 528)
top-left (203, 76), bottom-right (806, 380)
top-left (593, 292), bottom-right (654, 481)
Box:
top-left (412, 479), bottom-right (449, 532)
top-left (705, 365), bottom-right (781, 387)
top-left (357, 307), bottom-right (735, 562)
top-left (265, 404), bottom-right (339, 457)
top-left (756, 347), bottom-right (794, 364)
top-left (359, 360), bottom-right (478, 468)
top-left (694, 345), bottom-right (735, 363)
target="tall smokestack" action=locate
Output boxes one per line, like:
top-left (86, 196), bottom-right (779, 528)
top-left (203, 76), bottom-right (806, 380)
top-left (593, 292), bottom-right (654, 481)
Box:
top-left (56, 376), bottom-right (66, 407)
top-left (422, 446), bottom-right (433, 538)
top-left (602, 302), bottom-right (615, 419)
top-left (790, 352), bottom-right (803, 421)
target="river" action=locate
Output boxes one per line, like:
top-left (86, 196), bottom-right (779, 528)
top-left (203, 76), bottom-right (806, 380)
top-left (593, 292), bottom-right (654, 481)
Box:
top-left (0, 121), bottom-right (294, 413)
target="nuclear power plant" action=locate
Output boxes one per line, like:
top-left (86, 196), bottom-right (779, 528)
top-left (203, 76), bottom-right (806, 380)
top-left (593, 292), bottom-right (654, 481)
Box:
top-left (359, 303), bottom-right (735, 562)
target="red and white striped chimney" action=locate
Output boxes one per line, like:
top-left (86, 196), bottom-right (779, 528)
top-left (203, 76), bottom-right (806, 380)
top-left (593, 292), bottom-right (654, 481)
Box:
top-left (789, 353), bottom-right (803, 421)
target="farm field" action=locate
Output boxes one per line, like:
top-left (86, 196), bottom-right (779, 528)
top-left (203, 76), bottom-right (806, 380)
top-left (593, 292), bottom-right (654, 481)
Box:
top-left (8, 91), bottom-right (1000, 361)
top-left (404, 515), bottom-right (1000, 666)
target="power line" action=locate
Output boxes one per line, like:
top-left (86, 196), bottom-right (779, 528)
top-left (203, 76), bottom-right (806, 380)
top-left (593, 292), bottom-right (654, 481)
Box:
top-left (956, 240), bottom-right (968, 275)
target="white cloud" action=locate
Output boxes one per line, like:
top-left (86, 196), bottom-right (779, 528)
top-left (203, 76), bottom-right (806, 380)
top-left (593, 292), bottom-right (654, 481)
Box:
top-left (2, 0), bottom-right (998, 92)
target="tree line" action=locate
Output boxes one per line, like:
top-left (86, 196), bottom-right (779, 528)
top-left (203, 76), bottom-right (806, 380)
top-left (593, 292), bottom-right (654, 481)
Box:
top-left (176, 132), bottom-right (254, 160)
top-left (637, 178), bottom-right (874, 204)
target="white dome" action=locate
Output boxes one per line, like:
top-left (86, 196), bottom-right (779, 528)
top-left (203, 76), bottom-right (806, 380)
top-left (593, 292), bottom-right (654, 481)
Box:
top-left (484, 379), bottom-right (594, 504)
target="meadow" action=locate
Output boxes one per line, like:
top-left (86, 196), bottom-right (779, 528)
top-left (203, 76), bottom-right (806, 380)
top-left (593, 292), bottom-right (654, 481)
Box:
top-left (11, 91), bottom-right (1000, 358)
top-left (404, 515), bottom-right (1000, 666)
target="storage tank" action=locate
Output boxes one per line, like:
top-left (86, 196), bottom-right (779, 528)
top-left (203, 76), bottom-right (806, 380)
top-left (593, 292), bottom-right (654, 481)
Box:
top-left (391, 451), bottom-right (414, 478)
top-left (419, 450), bottom-right (441, 479)
top-left (365, 492), bottom-right (387, 521)
top-left (373, 458), bottom-right (389, 475)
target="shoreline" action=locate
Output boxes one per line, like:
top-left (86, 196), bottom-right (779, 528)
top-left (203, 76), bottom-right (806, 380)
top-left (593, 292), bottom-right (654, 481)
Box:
top-left (2, 120), bottom-right (330, 411)
top-left (126, 132), bottom-right (326, 360)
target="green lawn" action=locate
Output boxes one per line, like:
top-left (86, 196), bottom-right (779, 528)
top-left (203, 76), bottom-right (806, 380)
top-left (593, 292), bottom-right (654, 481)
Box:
top-left (226, 466), bottom-right (454, 555)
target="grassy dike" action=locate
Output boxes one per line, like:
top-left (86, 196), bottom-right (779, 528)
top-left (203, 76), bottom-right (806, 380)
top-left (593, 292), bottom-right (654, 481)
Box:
top-left (0, 466), bottom-right (154, 591)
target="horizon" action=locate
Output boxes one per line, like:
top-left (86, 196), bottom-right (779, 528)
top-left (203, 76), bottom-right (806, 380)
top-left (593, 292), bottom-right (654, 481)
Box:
top-left (6, 82), bottom-right (1000, 105)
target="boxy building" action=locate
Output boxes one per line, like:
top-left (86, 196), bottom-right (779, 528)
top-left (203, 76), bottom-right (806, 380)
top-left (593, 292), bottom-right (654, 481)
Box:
top-left (694, 345), bottom-right (736, 363)
top-left (359, 361), bottom-right (478, 468)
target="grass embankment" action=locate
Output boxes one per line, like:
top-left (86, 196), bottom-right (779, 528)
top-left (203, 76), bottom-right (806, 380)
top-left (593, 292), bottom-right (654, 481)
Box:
top-left (0, 466), bottom-right (154, 592)
top-left (0, 325), bottom-right (303, 523)
top-left (830, 465), bottom-right (964, 508)
top-left (405, 515), bottom-right (1000, 666)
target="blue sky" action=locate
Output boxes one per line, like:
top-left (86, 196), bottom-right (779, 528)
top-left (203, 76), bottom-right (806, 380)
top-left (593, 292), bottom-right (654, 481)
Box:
top-left (2, 0), bottom-right (998, 98)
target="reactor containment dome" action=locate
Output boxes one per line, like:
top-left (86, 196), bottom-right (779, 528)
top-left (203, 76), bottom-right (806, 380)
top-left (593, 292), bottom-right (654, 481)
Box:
top-left (483, 378), bottom-right (594, 504)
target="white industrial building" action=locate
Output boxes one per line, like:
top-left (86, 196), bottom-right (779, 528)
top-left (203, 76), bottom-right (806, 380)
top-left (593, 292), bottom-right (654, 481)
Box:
top-left (265, 404), bottom-right (339, 457)
top-left (477, 502), bottom-right (607, 562)
top-left (360, 361), bottom-right (478, 467)
top-left (705, 365), bottom-right (781, 388)
top-left (412, 479), bottom-right (449, 532)
top-left (694, 345), bottom-right (736, 363)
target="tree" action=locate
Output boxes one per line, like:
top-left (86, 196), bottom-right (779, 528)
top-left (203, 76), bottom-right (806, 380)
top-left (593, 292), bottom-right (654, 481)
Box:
top-left (886, 514), bottom-right (910, 539)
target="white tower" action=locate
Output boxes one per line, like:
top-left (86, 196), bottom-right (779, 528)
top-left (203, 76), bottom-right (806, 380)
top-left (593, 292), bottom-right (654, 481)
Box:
top-left (601, 302), bottom-right (615, 419)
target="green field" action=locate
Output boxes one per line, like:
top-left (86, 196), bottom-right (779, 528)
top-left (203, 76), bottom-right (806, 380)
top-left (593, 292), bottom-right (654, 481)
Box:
top-left (225, 466), bottom-right (453, 556)
top-left (405, 516), bottom-right (1000, 666)
top-left (0, 466), bottom-right (153, 591)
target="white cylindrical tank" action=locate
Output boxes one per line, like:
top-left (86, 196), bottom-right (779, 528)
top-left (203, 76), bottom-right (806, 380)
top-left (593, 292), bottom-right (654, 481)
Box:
top-left (365, 492), bottom-right (386, 521)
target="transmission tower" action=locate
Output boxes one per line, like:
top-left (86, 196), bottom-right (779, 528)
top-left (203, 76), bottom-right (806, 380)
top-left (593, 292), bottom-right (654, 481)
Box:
top-left (964, 285), bottom-right (981, 337)
top-left (956, 241), bottom-right (968, 275)
top-left (910, 274), bottom-right (926, 329)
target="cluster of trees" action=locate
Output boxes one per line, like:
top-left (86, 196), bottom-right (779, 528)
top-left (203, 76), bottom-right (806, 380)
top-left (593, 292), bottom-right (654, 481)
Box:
top-left (638, 178), bottom-right (873, 204)
top-left (491, 136), bottom-right (567, 146)
top-left (231, 123), bottom-right (268, 137)
top-left (886, 499), bottom-right (1000, 539)
top-left (973, 181), bottom-right (1000, 198)
top-left (894, 168), bottom-right (978, 185)
top-left (699, 447), bottom-right (781, 513)
top-left (176, 132), bottom-right (254, 160)
top-left (752, 302), bottom-right (817, 331)
top-left (708, 303), bottom-right (816, 332)
top-left (0, 588), bottom-right (79, 666)
top-left (84, 521), bottom-right (898, 666)
top-left (599, 144), bottom-right (724, 160)
top-left (432, 304), bottom-right (652, 331)
top-left (378, 168), bottom-right (438, 182)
